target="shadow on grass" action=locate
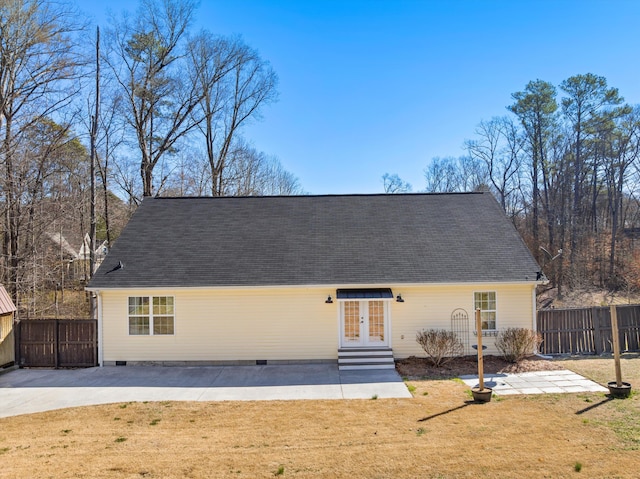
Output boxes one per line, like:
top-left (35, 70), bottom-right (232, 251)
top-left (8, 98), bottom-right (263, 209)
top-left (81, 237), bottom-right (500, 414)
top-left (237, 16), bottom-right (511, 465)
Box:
top-left (417, 401), bottom-right (474, 422)
top-left (575, 396), bottom-right (614, 415)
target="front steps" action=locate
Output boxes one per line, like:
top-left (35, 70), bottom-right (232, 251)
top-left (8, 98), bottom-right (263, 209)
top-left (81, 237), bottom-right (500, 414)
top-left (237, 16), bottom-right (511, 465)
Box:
top-left (338, 348), bottom-right (395, 370)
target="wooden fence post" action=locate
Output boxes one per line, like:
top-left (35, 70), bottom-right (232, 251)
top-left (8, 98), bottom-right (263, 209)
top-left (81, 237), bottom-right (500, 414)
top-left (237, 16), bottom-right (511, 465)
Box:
top-left (475, 308), bottom-right (484, 391)
top-left (592, 307), bottom-right (602, 355)
top-left (610, 305), bottom-right (623, 387)
top-left (54, 319), bottom-right (59, 369)
top-left (14, 319), bottom-right (20, 367)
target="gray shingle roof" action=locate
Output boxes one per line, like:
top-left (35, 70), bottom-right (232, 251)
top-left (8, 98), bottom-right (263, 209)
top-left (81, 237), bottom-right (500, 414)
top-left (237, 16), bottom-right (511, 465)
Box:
top-left (87, 192), bottom-right (541, 289)
top-left (0, 285), bottom-right (17, 315)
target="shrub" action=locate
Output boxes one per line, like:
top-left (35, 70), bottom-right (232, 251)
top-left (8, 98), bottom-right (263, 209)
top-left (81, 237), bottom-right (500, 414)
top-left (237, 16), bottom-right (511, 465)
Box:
top-left (495, 328), bottom-right (542, 363)
top-left (415, 329), bottom-right (463, 367)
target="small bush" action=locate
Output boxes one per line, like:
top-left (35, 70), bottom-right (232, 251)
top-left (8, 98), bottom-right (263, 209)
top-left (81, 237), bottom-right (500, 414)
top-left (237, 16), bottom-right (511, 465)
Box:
top-left (416, 329), bottom-right (463, 367)
top-left (495, 327), bottom-right (542, 363)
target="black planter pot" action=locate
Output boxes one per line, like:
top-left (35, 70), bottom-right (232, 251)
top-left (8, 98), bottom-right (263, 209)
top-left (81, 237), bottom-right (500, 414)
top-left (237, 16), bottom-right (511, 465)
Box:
top-left (607, 381), bottom-right (632, 399)
top-left (471, 387), bottom-right (493, 403)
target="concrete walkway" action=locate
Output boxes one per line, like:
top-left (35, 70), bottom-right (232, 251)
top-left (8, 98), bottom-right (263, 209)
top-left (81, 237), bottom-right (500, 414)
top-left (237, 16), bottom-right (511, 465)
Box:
top-left (0, 364), bottom-right (411, 418)
top-left (0, 365), bottom-right (610, 418)
top-left (459, 369), bottom-right (609, 395)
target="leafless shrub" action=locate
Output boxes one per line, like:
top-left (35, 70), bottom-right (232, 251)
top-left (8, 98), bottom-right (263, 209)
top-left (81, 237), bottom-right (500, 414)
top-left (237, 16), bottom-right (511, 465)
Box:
top-left (495, 328), bottom-right (542, 363)
top-left (415, 329), bottom-right (464, 367)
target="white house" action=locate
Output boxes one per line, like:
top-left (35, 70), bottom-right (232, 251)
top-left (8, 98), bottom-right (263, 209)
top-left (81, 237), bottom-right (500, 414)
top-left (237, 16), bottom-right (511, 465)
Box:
top-left (87, 193), bottom-right (542, 369)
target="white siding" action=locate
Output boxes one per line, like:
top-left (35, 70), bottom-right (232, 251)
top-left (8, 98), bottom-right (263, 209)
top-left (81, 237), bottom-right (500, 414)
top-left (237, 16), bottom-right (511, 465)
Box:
top-left (390, 283), bottom-right (536, 358)
top-left (101, 288), bottom-right (338, 362)
top-left (99, 283), bottom-right (536, 363)
top-left (0, 314), bottom-right (14, 366)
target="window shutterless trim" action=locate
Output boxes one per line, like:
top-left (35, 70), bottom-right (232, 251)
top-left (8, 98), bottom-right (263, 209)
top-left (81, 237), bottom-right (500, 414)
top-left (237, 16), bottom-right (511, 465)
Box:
top-left (473, 291), bottom-right (497, 331)
top-left (127, 295), bottom-right (175, 336)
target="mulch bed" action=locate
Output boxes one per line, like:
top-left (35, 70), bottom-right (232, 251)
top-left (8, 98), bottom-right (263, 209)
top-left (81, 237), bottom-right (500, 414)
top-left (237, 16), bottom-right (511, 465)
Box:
top-left (396, 354), bottom-right (564, 379)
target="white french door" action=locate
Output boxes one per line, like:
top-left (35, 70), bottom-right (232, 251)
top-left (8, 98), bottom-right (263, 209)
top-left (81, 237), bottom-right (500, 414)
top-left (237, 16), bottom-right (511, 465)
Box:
top-left (340, 300), bottom-right (388, 347)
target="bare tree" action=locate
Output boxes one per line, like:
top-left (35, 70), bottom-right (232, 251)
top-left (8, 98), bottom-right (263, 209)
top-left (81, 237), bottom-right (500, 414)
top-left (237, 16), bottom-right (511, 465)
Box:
top-left (424, 156), bottom-right (486, 193)
top-left (466, 116), bottom-right (524, 215)
top-left (259, 157), bottom-right (303, 196)
top-left (603, 107), bottom-right (640, 285)
top-left (159, 146), bottom-right (211, 196)
top-left (106, 0), bottom-right (201, 197)
top-left (424, 157), bottom-right (462, 193)
top-left (94, 92), bottom-right (128, 247)
top-left (0, 0), bottom-right (84, 303)
top-left (382, 173), bottom-right (412, 193)
top-left (222, 142), bottom-right (302, 196)
top-left (189, 34), bottom-right (278, 196)
top-left (9, 118), bottom-right (88, 315)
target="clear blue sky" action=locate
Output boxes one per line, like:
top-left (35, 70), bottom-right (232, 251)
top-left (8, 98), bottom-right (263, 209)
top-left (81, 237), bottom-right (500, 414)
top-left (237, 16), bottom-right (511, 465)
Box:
top-left (78, 0), bottom-right (640, 194)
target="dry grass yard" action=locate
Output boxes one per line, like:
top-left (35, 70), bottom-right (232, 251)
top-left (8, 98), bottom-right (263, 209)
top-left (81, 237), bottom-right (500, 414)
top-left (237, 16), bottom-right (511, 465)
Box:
top-left (0, 356), bottom-right (638, 479)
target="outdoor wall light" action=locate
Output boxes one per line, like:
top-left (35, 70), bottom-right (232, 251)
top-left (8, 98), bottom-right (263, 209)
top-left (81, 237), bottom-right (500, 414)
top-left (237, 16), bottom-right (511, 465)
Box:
top-left (325, 295), bottom-right (333, 304)
top-left (396, 294), bottom-right (404, 303)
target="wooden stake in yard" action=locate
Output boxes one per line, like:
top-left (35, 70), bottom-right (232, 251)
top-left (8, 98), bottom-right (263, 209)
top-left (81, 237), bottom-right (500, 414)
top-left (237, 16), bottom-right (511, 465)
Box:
top-left (476, 308), bottom-right (484, 391)
top-left (610, 305), bottom-right (623, 388)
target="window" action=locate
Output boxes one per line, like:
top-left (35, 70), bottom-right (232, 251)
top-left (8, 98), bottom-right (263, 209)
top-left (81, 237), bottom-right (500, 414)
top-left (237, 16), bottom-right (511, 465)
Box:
top-left (128, 296), bottom-right (174, 335)
top-left (474, 292), bottom-right (496, 331)
top-left (0, 315), bottom-right (11, 341)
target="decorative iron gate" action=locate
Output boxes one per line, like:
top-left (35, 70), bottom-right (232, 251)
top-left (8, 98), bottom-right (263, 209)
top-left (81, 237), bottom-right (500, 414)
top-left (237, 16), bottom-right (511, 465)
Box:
top-left (16, 319), bottom-right (98, 368)
top-left (451, 308), bottom-right (470, 356)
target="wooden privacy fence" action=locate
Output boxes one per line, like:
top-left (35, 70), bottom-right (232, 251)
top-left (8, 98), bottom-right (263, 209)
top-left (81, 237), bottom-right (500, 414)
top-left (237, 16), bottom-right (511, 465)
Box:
top-left (537, 305), bottom-right (640, 355)
top-left (16, 319), bottom-right (98, 368)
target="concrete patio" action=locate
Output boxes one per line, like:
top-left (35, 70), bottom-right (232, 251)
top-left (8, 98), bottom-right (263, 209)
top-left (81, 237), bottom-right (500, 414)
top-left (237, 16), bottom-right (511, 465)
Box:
top-left (459, 369), bottom-right (609, 395)
top-left (0, 364), bottom-right (412, 418)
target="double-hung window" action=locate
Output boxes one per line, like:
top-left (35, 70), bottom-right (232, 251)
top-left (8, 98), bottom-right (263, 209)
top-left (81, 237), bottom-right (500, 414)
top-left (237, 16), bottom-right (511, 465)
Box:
top-left (474, 292), bottom-right (496, 331)
top-left (128, 296), bottom-right (174, 335)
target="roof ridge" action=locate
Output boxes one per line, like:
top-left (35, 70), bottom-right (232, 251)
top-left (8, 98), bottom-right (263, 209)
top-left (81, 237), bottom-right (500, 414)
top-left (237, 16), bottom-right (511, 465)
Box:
top-left (148, 191), bottom-right (486, 200)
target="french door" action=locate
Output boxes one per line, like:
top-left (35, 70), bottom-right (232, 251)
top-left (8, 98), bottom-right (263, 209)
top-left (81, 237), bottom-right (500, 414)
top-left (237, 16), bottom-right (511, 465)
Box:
top-left (340, 300), bottom-right (388, 347)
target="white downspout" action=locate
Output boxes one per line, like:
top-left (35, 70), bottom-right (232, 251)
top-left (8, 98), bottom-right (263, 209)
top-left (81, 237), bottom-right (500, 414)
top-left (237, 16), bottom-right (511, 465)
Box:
top-left (532, 285), bottom-right (537, 333)
top-left (532, 285), bottom-right (541, 355)
top-left (97, 291), bottom-right (104, 367)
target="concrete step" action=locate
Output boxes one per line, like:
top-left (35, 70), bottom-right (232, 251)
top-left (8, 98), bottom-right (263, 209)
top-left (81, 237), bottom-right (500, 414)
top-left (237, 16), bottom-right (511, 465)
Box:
top-left (339, 356), bottom-right (394, 363)
top-left (338, 348), bottom-right (393, 356)
top-left (339, 363), bottom-right (396, 371)
top-left (338, 348), bottom-right (395, 371)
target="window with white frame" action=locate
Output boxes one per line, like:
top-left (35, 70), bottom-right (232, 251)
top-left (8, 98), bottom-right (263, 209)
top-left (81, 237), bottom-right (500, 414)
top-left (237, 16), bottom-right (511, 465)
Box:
top-left (128, 296), bottom-right (174, 335)
top-left (474, 292), bottom-right (496, 331)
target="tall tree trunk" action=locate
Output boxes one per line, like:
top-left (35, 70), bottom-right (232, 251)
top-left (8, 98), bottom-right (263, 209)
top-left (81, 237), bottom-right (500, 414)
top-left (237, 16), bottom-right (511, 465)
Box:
top-left (532, 149), bottom-right (539, 256)
top-left (3, 116), bottom-right (20, 305)
top-left (570, 124), bottom-right (582, 270)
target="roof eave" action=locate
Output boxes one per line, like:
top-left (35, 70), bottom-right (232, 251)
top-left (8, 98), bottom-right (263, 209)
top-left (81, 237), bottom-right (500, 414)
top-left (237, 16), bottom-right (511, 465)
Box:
top-left (86, 279), bottom-right (541, 293)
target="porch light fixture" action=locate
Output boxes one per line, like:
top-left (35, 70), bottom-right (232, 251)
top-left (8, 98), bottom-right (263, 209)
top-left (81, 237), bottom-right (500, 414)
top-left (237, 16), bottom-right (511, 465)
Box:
top-left (325, 295), bottom-right (333, 304)
top-left (396, 294), bottom-right (404, 303)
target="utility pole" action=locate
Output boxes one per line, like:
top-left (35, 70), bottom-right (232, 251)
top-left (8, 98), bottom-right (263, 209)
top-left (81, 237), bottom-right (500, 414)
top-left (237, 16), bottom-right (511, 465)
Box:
top-left (89, 26), bottom-right (100, 319)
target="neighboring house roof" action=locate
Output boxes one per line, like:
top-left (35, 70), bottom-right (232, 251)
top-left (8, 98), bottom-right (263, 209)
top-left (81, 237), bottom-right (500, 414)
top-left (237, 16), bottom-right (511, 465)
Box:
top-left (46, 231), bottom-right (108, 262)
top-left (45, 231), bottom-right (78, 260)
top-left (0, 285), bottom-right (17, 315)
top-left (87, 192), bottom-right (541, 289)
top-left (77, 233), bottom-right (108, 260)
